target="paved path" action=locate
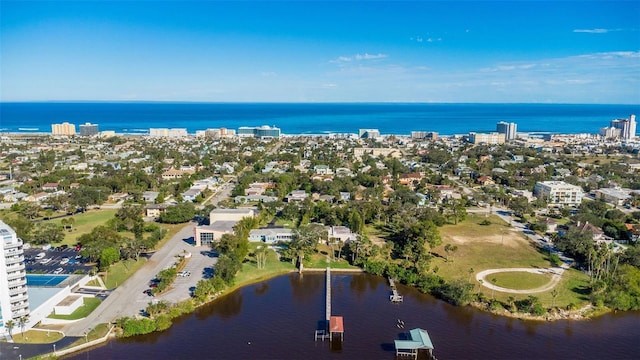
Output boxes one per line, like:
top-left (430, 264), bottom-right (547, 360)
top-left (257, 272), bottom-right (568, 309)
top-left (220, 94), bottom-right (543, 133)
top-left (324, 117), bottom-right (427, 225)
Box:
top-left (476, 266), bottom-right (568, 294)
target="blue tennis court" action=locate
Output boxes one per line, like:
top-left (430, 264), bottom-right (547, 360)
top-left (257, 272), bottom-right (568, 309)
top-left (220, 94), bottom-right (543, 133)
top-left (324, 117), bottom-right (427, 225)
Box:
top-left (26, 274), bottom-right (69, 286)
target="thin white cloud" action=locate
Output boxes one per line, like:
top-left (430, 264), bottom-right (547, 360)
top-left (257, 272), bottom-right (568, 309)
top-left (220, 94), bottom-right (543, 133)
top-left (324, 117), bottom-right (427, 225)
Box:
top-left (330, 53), bottom-right (388, 64)
top-left (411, 36), bottom-right (442, 43)
top-left (573, 28), bottom-right (622, 34)
top-left (261, 71), bottom-right (277, 77)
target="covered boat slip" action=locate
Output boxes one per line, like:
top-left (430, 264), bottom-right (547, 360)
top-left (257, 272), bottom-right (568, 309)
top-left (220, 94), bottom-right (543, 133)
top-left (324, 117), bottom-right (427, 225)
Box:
top-left (329, 316), bottom-right (344, 341)
top-left (394, 328), bottom-right (435, 359)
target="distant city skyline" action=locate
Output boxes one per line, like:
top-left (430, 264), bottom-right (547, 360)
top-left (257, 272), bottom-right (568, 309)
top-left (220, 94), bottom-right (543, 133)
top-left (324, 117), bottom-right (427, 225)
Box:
top-left (1, 1), bottom-right (639, 104)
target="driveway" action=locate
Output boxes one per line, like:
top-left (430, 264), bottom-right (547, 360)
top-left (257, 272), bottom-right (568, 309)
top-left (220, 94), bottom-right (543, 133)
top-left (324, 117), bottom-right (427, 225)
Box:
top-left (475, 267), bottom-right (566, 294)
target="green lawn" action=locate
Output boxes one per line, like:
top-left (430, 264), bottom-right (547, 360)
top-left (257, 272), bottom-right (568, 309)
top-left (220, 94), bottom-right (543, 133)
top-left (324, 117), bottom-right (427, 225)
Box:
top-left (48, 297), bottom-right (102, 320)
top-left (48, 209), bottom-right (117, 245)
top-left (305, 244), bottom-right (359, 269)
top-left (64, 323), bottom-right (112, 348)
top-left (487, 272), bottom-right (552, 290)
top-left (102, 258), bottom-right (148, 289)
top-left (7, 330), bottom-right (63, 344)
top-left (232, 245), bottom-right (295, 287)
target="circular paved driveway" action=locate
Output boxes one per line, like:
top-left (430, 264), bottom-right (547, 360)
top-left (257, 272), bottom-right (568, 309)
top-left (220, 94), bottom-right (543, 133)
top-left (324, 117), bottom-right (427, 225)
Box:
top-left (475, 267), bottom-right (566, 294)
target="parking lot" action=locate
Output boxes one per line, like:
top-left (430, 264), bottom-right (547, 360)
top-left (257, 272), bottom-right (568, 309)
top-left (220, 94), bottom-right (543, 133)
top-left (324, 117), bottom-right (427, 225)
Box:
top-left (24, 247), bottom-right (94, 275)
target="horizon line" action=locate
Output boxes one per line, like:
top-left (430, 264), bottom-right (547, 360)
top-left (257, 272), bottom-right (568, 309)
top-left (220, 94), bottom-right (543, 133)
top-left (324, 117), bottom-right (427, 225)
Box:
top-left (1, 100), bottom-right (639, 106)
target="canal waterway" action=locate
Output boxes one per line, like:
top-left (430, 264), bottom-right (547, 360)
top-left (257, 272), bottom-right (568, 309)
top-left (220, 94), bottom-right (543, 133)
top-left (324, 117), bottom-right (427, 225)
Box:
top-left (66, 273), bottom-right (640, 360)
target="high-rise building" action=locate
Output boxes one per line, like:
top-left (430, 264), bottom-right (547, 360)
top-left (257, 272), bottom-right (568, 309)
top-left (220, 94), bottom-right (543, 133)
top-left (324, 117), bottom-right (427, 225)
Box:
top-left (610, 114), bottom-right (637, 140)
top-left (0, 221), bottom-right (29, 336)
top-left (238, 125), bottom-right (280, 139)
top-left (51, 122), bottom-right (76, 136)
top-left (358, 129), bottom-right (380, 139)
top-left (79, 122), bottom-right (99, 136)
top-left (496, 121), bottom-right (517, 141)
top-left (411, 131), bottom-right (438, 140)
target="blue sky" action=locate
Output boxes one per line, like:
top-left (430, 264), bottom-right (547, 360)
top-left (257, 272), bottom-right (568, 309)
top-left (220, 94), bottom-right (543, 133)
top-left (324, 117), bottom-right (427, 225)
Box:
top-left (1, 1), bottom-right (639, 103)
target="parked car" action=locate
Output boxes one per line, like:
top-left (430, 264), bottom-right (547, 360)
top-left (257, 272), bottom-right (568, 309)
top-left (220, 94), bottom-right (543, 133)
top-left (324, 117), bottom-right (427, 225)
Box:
top-left (35, 252), bottom-right (46, 260)
top-left (60, 257), bottom-right (70, 265)
top-left (53, 267), bottom-right (64, 274)
top-left (40, 258), bottom-right (53, 264)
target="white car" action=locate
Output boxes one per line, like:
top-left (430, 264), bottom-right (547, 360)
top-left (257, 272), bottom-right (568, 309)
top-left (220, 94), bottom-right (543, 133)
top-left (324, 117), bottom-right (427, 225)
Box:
top-left (53, 267), bottom-right (64, 274)
top-left (35, 252), bottom-right (46, 260)
top-left (60, 258), bottom-right (70, 265)
top-left (40, 258), bottom-right (52, 264)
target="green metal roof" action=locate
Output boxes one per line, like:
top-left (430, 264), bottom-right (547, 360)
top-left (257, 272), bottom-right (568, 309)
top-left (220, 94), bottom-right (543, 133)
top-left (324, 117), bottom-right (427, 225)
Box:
top-left (410, 328), bottom-right (434, 349)
top-left (394, 328), bottom-right (434, 351)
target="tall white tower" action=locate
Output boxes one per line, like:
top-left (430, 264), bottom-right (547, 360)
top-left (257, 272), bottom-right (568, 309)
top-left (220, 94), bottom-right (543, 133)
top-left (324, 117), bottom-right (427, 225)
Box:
top-left (0, 221), bottom-right (30, 335)
top-left (496, 121), bottom-right (517, 141)
top-left (610, 115), bottom-right (636, 140)
top-left (628, 114), bottom-right (637, 140)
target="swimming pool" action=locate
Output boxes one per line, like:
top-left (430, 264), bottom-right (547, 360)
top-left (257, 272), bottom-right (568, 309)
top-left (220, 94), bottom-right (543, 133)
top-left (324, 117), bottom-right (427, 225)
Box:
top-left (26, 274), bottom-right (69, 287)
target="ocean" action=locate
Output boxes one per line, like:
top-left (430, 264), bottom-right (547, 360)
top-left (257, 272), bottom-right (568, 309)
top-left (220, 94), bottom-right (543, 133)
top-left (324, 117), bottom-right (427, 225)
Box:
top-left (0, 102), bottom-right (638, 136)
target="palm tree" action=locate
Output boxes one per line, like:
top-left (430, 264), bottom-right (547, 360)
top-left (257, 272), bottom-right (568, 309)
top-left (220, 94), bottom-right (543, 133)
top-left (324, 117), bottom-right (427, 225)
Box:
top-left (18, 315), bottom-right (29, 338)
top-left (550, 289), bottom-right (559, 308)
top-left (491, 278), bottom-right (497, 300)
top-left (5, 319), bottom-right (15, 340)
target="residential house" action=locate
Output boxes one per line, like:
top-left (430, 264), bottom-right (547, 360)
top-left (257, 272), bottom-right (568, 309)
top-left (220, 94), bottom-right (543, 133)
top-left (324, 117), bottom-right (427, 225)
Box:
top-left (145, 204), bottom-right (169, 218)
top-left (327, 226), bottom-right (358, 243)
top-left (42, 182), bottom-right (59, 191)
top-left (142, 191), bottom-right (159, 203)
top-left (249, 228), bottom-right (294, 244)
top-left (576, 221), bottom-right (605, 242)
top-left (285, 190), bottom-right (309, 203)
top-left (182, 188), bottom-right (202, 202)
top-left (476, 175), bottom-right (495, 186)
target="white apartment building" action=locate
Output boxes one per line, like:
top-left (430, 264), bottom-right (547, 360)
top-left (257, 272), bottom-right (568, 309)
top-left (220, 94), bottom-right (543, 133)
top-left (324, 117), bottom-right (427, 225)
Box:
top-left (149, 128), bottom-right (188, 138)
top-left (0, 221), bottom-right (30, 335)
top-left (534, 181), bottom-right (584, 206)
top-left (610, 114), bottom-right (637, 140)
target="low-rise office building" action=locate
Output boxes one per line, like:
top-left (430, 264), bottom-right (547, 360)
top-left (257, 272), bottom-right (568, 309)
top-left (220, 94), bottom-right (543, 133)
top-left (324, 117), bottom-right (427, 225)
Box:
top-left (534, 181), bottom-right (584, 206)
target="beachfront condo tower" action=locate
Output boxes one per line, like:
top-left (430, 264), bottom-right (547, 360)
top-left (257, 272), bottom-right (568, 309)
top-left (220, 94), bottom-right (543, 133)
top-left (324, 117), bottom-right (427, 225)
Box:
top-left (0, 221), bottom-right (30, 336)
top-left (496, 121), bottom-right (518, 141)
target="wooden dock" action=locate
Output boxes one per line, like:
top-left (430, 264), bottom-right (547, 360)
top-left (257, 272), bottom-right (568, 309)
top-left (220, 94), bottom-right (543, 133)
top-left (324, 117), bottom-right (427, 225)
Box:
top-left (315, 267), bottom-right (344, 343)
top-left (326, 267), bottom-right (331, 322)
top-left (389, 277), bottom-right (403, 302)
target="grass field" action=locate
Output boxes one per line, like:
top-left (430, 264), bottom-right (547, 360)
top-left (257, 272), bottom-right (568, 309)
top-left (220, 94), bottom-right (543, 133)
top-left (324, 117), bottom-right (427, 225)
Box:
top-left (304, 244), bottom-right (359, 269)
top-left (432, 213), bottom-right (591, 308)
top-left (102, 258), bottom-right (148, 289)
top-left (232, 244), bottom-right (295, 287)
top-left (48, 297), bottom-right (102, 320)
top-left (487, 272), bottom-right (552, 290)
top-left (434, 214), bottom-right (550, 278)
top-left (7, 329), bottom-right (64, 344)
top-left (48, 209), bottom-right (117, 245)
